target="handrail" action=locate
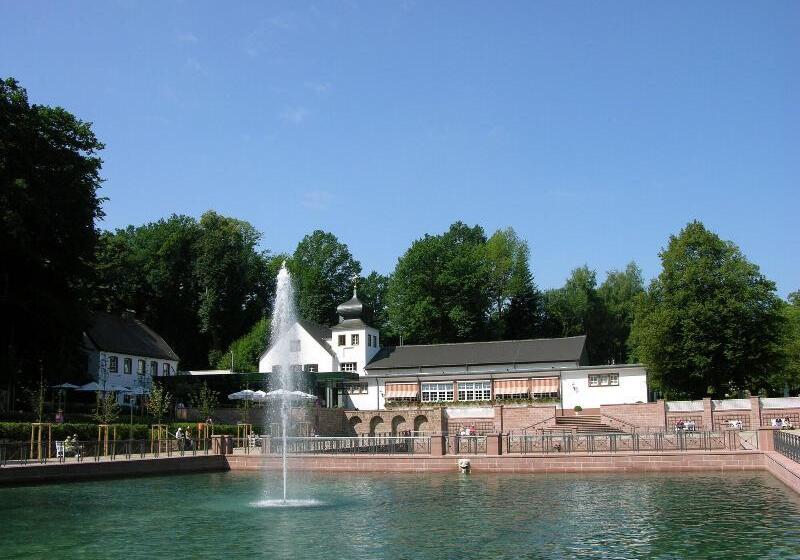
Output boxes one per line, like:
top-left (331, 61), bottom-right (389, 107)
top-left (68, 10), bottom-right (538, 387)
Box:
top-left (600, 412), bottom-right (639, 433)
top-left (517, 413), bottom-right (557, 434)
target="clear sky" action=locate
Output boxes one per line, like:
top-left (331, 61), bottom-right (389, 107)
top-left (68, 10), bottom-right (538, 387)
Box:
top-left (2, 2), bottom-right (798, 296)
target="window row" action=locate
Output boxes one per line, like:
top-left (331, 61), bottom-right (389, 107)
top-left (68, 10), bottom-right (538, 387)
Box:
top-left (411, 379), bottom-right (562, 402)
top-left (588, 373), bottom-right (619, 387)
top-left (337, 334), bottom-right (363, 346)
top-left (106, 356), bottom-right (172, 376)
top-left (271, 364), bottom-right (319, 374)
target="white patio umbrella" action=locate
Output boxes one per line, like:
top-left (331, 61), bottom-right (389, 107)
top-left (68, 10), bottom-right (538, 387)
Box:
top-left (228, 389), bottom-right (255, 401)
top-left (106, 385), bottom-right (131, 393)
top-left (251, 390), bottom-right (268, 401)
top-left (264, 389), bottom-right (318, 401)
top-left (77, 382), bottom-right (102, 392)
top-left (52, 383), bottom-right (80, 390)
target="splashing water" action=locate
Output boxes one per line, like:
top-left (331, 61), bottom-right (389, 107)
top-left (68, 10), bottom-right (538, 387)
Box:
top-left (268, 262), bottom-right (300, 503)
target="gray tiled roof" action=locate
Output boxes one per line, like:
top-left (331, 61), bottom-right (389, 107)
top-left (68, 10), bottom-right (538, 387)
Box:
top-left (366, 335), bottom-right (586, 370)
top-left (83, 312), bottom-right (179, 361)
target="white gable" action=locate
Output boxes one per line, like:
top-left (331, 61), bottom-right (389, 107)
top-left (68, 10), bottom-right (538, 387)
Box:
top-left (258, 322), bottom-right (336, 373)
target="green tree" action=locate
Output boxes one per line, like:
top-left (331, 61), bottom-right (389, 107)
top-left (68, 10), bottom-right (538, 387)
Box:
top-left (542, 265), bottom-right (606, 362)
top-left (0, 78), bottom-right (104, 393)
top-left (777, 291), bottom-right (800, 395)
top-left (92, 391), bottom-right (121, 424)
top-left (597, 262), bottom-right (645, 364)
top-left (215, 316), bottom-right (271, 372)
top-left (387, 222), bottom-right (489, 343)
top-left (630, 221), bottom-right (784, 397)
top-left (484, 228), bottom-right (541, 339)
top-left (145, 383), bottom-right (173, 425)
top-left (359, 271), bottom-right (391, 336)
top-left (189, 382), bottom-right (219, 420)
top-left (290, 231), bottom-right (361, 325)
top-left (194, 211), bottom-right (273, 365)
top-left (94, 212), bottom-right (274, 369)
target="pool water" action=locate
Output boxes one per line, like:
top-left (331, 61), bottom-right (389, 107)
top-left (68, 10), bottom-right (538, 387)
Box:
top-left (1, 470), bottom-right (798, 559)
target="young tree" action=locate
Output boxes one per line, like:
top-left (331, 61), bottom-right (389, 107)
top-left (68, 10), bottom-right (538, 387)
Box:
top-left (387, 222), bottom-right (489, 344)
top-left (145, 383), bottom-right (173, 425)
top-left (189, 382), bottom-right (220, 421)
top-left (1, 78), bottom-right (104, 391)
top-left (290, 231), bottom-right (361, 325)
top-left (92, 391), bottom-right (121, 425)
top-left (630, 221), bottom-right (784, 397)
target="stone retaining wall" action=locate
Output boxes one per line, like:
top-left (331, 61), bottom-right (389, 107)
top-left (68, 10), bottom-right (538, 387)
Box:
top-left (225, 451), bottom-right (764, 474)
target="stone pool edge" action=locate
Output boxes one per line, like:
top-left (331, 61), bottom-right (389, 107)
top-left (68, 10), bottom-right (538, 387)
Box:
top-left (2, 450), bottom-right (799, 496)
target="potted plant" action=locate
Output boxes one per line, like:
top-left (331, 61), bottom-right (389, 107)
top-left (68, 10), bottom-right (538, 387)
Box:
top-left (574, 405), bottom-right (582, 416)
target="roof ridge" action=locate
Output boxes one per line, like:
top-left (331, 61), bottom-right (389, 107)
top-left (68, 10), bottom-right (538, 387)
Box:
top-left (386, 335), bottom-right (586, 349)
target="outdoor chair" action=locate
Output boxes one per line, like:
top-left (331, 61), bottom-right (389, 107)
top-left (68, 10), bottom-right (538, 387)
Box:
top-left (55, 441), bottom-right (64, 459)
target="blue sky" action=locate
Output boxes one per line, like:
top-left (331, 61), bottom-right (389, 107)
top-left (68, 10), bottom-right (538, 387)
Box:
top-left (2, 2), bottom-right (798, 296)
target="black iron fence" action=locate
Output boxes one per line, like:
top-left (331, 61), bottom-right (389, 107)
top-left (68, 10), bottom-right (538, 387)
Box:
top-left (774, 431), bottom-right (800, 463)
top-left (0, 439), bottom-right (213, 466)
top-left (233, 436), bottom-right (431, 455)
top-left (506, 431), bottom-right (752, 454)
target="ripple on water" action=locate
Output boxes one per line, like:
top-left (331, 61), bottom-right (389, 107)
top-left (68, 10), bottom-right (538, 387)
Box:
top-left (250, 498), bottom-right (325, 508)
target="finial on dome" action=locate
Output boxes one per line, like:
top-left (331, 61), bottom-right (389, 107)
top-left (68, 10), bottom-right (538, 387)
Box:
top-left (351, 272), bottom-right (359, 296)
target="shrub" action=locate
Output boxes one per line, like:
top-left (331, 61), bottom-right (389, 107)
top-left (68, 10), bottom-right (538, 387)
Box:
top-left (574, 405), bottom-right (583, 412)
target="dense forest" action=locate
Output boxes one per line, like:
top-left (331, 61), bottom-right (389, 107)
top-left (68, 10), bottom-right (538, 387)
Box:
top-left (2, 78), bottom-right (799, 401)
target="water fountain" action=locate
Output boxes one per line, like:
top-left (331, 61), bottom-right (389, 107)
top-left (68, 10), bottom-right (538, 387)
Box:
top-left (236, 262), bottom-right (320, 507)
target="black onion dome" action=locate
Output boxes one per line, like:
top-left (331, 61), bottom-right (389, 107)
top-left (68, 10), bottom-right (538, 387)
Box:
top-left (336, 288), bottom-right (364, 320)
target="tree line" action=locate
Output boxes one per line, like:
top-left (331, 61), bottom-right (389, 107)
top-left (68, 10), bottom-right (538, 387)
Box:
top-left (2, 77), bottom-right (799, 403)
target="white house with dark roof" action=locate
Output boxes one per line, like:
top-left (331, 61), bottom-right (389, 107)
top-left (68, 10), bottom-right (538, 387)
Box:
top-left (259, 288), bottom-right (648, 411)
top-left (82, 311), bottom-right (179, 397)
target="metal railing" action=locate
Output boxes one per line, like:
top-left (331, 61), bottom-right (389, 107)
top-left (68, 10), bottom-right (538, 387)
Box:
top-left (506, 431), bottom-right (754, 454)
top-left (774, 431), bottom-right (800, 463)
top-left (454, 435), bottom-right (487, 454)
top-left (232, 436), bottom-right (432, 455)
top-left (0, 439), bottom-right (213, 467)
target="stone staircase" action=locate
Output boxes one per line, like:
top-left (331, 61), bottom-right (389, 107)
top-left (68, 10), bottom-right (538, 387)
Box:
top-left (553, 415), bottom-right (623, 434)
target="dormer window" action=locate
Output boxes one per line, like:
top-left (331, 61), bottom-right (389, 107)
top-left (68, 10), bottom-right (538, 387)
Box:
top-left (351, 334), bottom-right (359, 346)
top-left (290, 339), bottom-right (301, 352)
top-left (338, 335), bottom-right (346, 346)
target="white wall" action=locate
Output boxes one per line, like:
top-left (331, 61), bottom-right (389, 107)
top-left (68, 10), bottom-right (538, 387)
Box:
top-left (560, 366), bottom-right (647, 410)
top-left (348, 377), bottom-right (382, 410)
top-left (331, 325), bottom-right (380, 375)
top-left (87, 350), bottom-right (178, 403)
top-left (259, 323), bottom-right (336, 373)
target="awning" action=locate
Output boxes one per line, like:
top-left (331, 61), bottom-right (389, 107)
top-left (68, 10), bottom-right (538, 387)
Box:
top-left (531, 377), bottom-right (559, 394)
top-left (384, 382), bottom-right (419, 399)
top-left (493, 379), bottom-right (529, 396)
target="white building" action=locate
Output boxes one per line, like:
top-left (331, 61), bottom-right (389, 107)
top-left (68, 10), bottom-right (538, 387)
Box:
top-left (83, 311), bottom-right (179, 398)
top-left (259, 288), bottom-right (648, 411)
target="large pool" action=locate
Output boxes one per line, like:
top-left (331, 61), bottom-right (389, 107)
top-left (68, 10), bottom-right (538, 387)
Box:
top-left (1, 470), bottom-right (798, 559)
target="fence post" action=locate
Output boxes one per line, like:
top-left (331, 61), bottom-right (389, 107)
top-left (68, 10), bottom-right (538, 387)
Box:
top-left (702, 398), bottom-right (713, 430)
top-left (487, 434), bottom-right (502, 455)
top-left (430, 435), bottom-right (447, 456)
top-left (211, 435), bottom-right (226, 455)
top-left (749, 396), bottom-right (762, 429)
top-left (757, 427), bottom-right (776, 451)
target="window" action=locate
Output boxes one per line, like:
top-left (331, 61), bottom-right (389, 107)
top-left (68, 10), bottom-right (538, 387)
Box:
top-left (589, 373), bottom-right (619, 387)
top-left (272, 365), bottom-right (282, 374)
top-left (421, 382), bottom-right (454, 402)
top-left (458, 380), bottom-right (491, 401)
top-left (162, 363), bottom-right (170, 376)
top-left (123, 358), bottom-right (132, 374)
top-left (137, 360), bottom-right (145, 376)
top-left (150, 361), bottom-right (158, 376)
top-left (290, 339), bottom-right (301, 352)
top-left (108, 356), bottom-right (118, 373)
top-left (290, 364), bottom-right (303, 373)
top-left (304, 364), bottom-right (318, 373)
top-left (341, 382), bottom-right (368, 394)
top-left (338, 335), bottom-right (346, 346)
top-left (351, 334), bottom-right (359, 346)
top-left (368, 334), bottom-right (374, 347)
top-left (341, 362), bottom-right (357, 372)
